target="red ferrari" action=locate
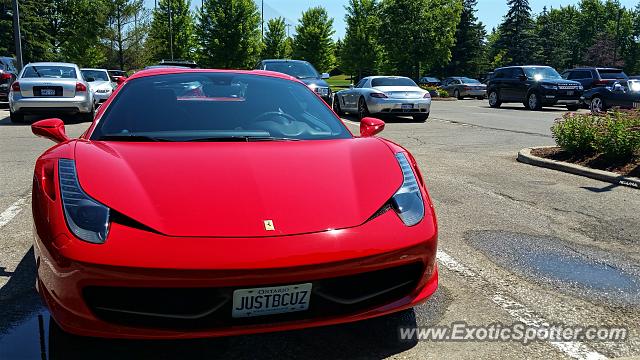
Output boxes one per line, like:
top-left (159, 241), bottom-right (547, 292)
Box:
top-left (30, 68), bottom-right (438, 339)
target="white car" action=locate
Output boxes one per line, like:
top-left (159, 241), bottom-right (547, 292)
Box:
top-left (81, 68), bottom-right (115, 104)
top-left (333, 76), bottom-right (431, 122)
top-left (9, 62), bottom-right (94, 123)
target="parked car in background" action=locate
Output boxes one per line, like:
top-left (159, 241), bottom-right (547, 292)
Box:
top-left (9, 62), bottom-right (94, 123)
top-left (418, 76), bottom-right (442, 87)
top-left (81, 68), bottom-right (115, 104)
top-left (158, 59), bottom-right (198, 68)
top-left (487, 66), bottom-right (583, 111)
top-left (108, 69), bottom-right (128, 80)
top-left (333, 76), bottom-right (431, 121)
top-left (0, 56), bottom-right (18, 103)
top-left (255, 59), bottom-right (332, 104)
top-left (561, 67), bottom-right (628, 90)
top-left (441, 77), bottom-right (487, 100)
top-left (581, 80), bottom-right (640, 113)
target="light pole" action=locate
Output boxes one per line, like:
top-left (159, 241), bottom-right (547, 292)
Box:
top-left (261, 0), bottom-right (264, 40)
top-left (168, 0), bottom-right (174, 60)
top-left (11, 0), bottom-right (23, 70)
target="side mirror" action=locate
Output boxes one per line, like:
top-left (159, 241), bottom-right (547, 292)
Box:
top-left (518, 75), bottom-right (527, 81)
top-left (114, 76), bottom-right (126, 86)
top-left (321, 73), bottom-right (330, 79)
top-left (349, 84), bottom-right (354, 89)
top-left (360, 117), bottom-right (385, 137)
top-left (613, 83), bottom-right (624, 92)
top-left (32, 118), bottom-right (69, 143)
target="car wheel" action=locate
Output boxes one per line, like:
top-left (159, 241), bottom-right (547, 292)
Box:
top-left (454, 89), bottom-right (462, 100)
top-left (566, 104), bottom-right (579, 111)
top-left (527, 92), bottom-right (542, 111)
top-left (488, 90), bottom-right (501, 108)
top-left (590, 96), bottom-right (606, 113)
top-left (333, 95), bottom-right (344, 116)
top-left (80, 105), bottom-right (95, 122)
top-left (9, 111), bottom-right (24, 123)
top-left (413, 113), bottom-right (429, 122)
top-left (358, 97), bottom-right (370, 120)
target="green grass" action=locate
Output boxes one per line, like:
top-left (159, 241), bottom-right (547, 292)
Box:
top-left (327, 74), bottom-right (353, 91)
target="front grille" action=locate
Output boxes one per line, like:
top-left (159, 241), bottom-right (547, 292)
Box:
top-left (83, 262), bottom-right (424, 330)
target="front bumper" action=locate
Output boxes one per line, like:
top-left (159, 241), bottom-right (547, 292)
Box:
top-left (34, 206), bottom-right (438, 339)
top-left (367, 97), bottom-right (432, 115)
top-left (541, 88), bottom-right (583, 105)
top-left (92, 91), bottom-right (113, 103)
top-left (9, 93), bottom-right (93, 114)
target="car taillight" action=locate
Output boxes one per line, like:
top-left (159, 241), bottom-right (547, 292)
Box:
top-left (370, 92), bottom-right (387, 98)
top-left (423, 92), bottom-right (431, 98)
top-left (0, 73), bottom-right (11, 80)
top-left (75, 82), bottom-right (87, 92)
top-left (594, 80), bottom-right (611, 86)
top-left (11, 81), bottom-right (20, 92)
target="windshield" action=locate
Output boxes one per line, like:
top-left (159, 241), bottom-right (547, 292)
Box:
top-left (82, 70), bottom-right (110, 82)
top-left (371, 78), bottom-right (418, 87)
top-left (91, 73), bottom-right (351, 142)
top-left (461, 78), bottom-right (481, 84)
top-left (523, 67), bottom-right (562, 81)
top-left (599, 69), bottom-right (628, 80)
top-left (263, 62), bottom-right (319, 79)
top-left (22, 65), bottom-right (77, 79)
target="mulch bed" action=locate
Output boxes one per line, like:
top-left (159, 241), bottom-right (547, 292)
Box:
top-left (531, 147), bottom-right (640, 177)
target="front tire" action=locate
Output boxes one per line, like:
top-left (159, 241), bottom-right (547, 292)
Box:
top-left (358, 97), bottom-right (370, 120)
top-left (413, 113), bottom-right (429, 122)
top-left (333, 95), bottom-right (344, 116)
top-left (488, 90), bottom-right (501, 108)
top-left (590, 96), bottom-right (606, 113)
top-left (80, 105), bottom-right (95, 122)
top-left (9, 111), bottom-right (24, 123)
top-left (454, 89), bottom-right (463, 100)
top-left (526, 92), bottom-right (542, 111)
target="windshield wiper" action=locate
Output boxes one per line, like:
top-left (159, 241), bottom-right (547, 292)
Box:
top-left (185, 136), bottom-right (300, 142)
top-left (98, 134), bottom-right (172, 142)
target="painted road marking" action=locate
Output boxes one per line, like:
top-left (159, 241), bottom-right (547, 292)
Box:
top-left (436, 250), bottom-right (608, 360)
top-left (0, 195), bottom-right (29, 228)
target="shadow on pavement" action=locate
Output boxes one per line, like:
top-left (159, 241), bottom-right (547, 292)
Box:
top-left (342, 114), bottom-right (426, 124)
top-left (0, 114), bottom-right (91, 127)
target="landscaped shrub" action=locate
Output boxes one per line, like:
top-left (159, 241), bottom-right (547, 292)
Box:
top-left (551, 113), bottom-right (599, 154)
top-left (551, 110), bottom-right (640, 161)
top-left (419, 85), bottom-right (449, 98)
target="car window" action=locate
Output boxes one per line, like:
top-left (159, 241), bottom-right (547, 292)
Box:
top-left (371, 78), bottom-right (417, 87)
top-left (462, 78), bottom-right (480, 84)
top-left (263, 62), bottom-right (319, 80)
top-left (355, 79), bottom-right (367, 88)
top-left (523, 67), bottom-right (561, 80)
top-left (22, 65), bottom-right (77, 79)
top-left (598, 69), bottom-right (627, 80)
top-left (81, 70), bottom-right (110, 82)
top-left (91, 73), bottom-right (351, 142)
top-left (568, 70), bottom-right (592, 80)
top-left (494, 70), bottom-right (507, 79)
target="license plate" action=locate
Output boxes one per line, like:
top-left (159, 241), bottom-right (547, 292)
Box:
top-left (41, 89), bottom-right (56, 96)
top-left (401, 104), bottom-right (414, 110)
top-left (567, 91), bottom-right (574, 96)
top-left (232, 283), bottom-right (312, 318)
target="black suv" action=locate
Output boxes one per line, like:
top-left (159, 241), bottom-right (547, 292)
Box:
top-left (487, 66), bottom-right (583, 111)
top-left (561, 67), bottom-right (628, 90)
top-left (0, 57), bottom-right (17, 103)
top-left (255, 59), bottom-right (332, 104)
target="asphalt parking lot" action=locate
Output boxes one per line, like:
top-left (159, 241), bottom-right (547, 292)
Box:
top-left (0, 99), bottom-right (638, 359)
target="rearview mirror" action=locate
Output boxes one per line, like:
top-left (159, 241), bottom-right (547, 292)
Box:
top-left (360, 117), bottom-right (385, 137)
top-left (32, 118), bottom-right (69, 143)
top-left (321, 73), bottom-right (330, 79)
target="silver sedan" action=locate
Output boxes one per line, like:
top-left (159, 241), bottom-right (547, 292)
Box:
top-left (333, 76), bottom-right (431, 122)
top-left (441, 77), bottom-right (487, 100)
top-left (9, 62), bottom-right (94, 123)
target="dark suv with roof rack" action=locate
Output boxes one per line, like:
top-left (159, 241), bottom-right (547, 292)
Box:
top-left (255, 59), bottom-right (332, 104)
top-left (486, 66), bottom-right (583, 111)
top-left (561, 67), bottom-right (627, 90)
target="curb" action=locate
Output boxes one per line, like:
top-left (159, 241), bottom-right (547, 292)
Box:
top-left (517, 147), bottom-right (640, 190)
top-left (431, 97), bottom-right (457, 102)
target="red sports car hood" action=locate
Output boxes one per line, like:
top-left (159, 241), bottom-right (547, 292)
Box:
top-left (74, 138), bottom-right (403, 237)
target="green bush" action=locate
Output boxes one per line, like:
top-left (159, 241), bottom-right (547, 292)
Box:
top-left (551, 113), bottom-right (599, 154)
top-left (551, 110), bottom-right (640, 161)
top-left (419, 85), bottom-right (449, 98)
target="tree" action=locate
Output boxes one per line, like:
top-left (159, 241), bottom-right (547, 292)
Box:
top-left (262, 17), bottom-right (288, 59)
top-left (340, 0), bottom-right (382, 80)
top-left (196, 0), bottom-right (261, 69)
top-left (11, 0), bottom-right (56, 63)
top-left (379, 0), bottom-right (462, 78)
top-left (535, 6), bottom-right (581, 71)
top-left (494, 0), bottom-right (539, 65)
top-left (584, 32), bottom-right (624, 67)
top-left (293, 7), bottom-right (335, 72)
top-left (147, 0), bottom-right (195, 62)
top-left (446, 0), bottom-right (486, 77)
top-left (106, 0), bottom-right (149, 70)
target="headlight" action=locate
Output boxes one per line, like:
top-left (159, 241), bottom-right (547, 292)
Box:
top-left (391, 153), bottom-right (425, 226)
top-left (541, 84), bottom-right (558, 90)
top-left (314, 87), bottom-right (329, 96)
top-left (59, 159), bottom-right (110, 243)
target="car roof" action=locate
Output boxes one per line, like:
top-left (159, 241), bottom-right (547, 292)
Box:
top-left (261, 59), bottom-right (309, 64)
top-left (368, 76), bottom-right (412, 80)
top-left (128, 68), bottom-right (300, 83)
top-left (569, 67), bottom-right (622, 71)
top-left (496, 65), bottom-right (552, 70)
top-left (81, 68), bottom-right (109, 72)
top-left (26, 62), bottom-right (78, 67)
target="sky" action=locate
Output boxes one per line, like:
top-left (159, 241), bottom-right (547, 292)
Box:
top-left (144, 0), bottom-right (640, 39)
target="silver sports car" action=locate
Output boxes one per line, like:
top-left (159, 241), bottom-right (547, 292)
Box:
top-left (9, 62), bottom-right (94, 123)
top-left (333, 76), bottom-right (431, 121)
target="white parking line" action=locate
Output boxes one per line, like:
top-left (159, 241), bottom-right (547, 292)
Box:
top-left (436, 250), bottom-right (608, 360)
top-left (0, 195), bottom-right (29, 228)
